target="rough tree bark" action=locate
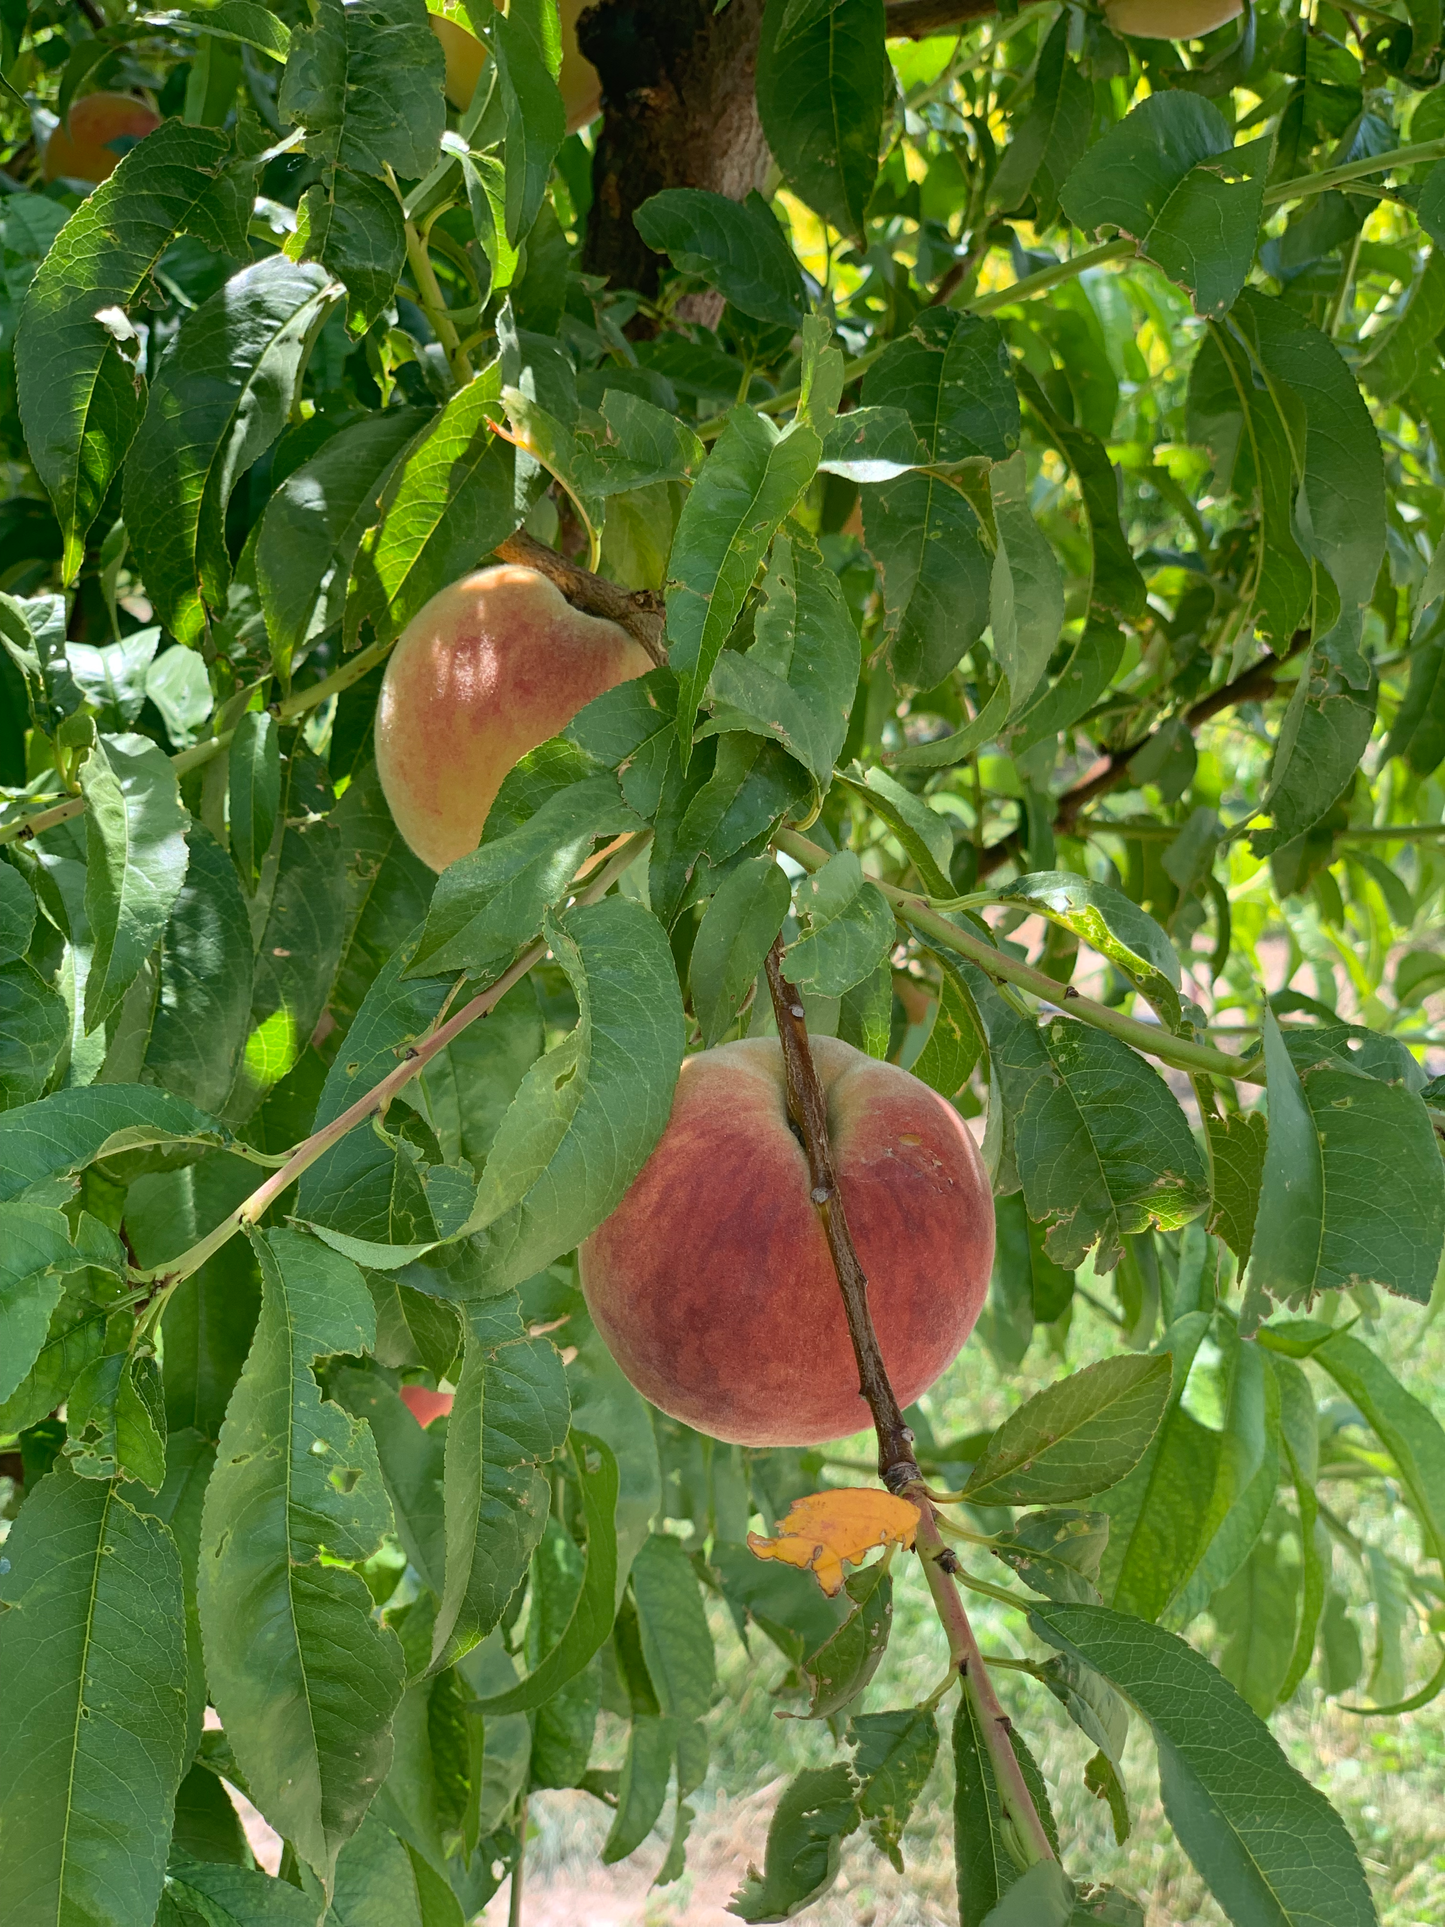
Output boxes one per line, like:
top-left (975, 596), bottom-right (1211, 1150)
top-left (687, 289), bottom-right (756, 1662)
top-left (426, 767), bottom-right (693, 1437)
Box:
top-left (576, 0), bottom-right (772, 308)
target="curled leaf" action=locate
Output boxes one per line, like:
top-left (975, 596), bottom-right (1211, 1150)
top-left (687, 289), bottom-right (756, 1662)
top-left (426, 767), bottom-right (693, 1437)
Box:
top-left (747, 1489), bottom-right (920, 1597)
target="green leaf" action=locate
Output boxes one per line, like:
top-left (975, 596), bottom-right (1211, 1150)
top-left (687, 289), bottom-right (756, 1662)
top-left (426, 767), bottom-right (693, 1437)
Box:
top-left (1214, 1511), bottom-right (1301, 1718)
top-left (164, 1854), bottom-right (318, 1926)
top-left (755, 0), bottom-right (888, 243)
top-left (1234, 289), bottom-right (1385, 681)
top-left (970, 983), bottom-right (1209, 1270)
top-left (0, 1462), bottom-right (188, 1927)
top-left (255, 408), bottom-right (428, 685)
top-left (144, 651), bottom-right (212, 760)
top-left (912, 962), bottom-right (984, 1099)
top-left (706, 531), bottom-right (861, 785)
top-left (409, 774), bottom-right (638, 978)
top-left (464, 896), bottom-right (686, 1287)
top-left (1014, 368), bottom-right (1145, 623)
top-left (1263, 1322), bottom-right (1445, 1570)
top-left (80, 733), bottom-right (190, 1032)
top-left (1187, 325), bottom-right (1312, 653)
top-left (566, 1310), bottom-right (662, 1596)
top-left (785, 850), bottom-right (896, 998)
top-left (0, 958), bottom-right (69, 1108)
top-left (839, 765), bottom-right (953, 896)
top-left (989, 450), bottom-right (1064, 719)
top-left (727, 1764), bottom-right (860, 1922)
top-left (602, 1714), bottom-right (676, 1864)
top-left (994, 873), bottom-right (1182, 1030)
top-left (227, 711), bottom-right (280, 894)
top-left (197, 1228), bottom-right (406, 1892)
top-left (141, 827), bottom-right (254, 1114)
top-left (634, 190), bottom-right (806, 327)
top-left (952, 1691), bottom-right (1060, 1924)
top-left (1256, 654), bottom-right (1377, 848)
top-left (1098, 1314), bottom-right (1270, 1624)
top-left (0, 1083), bottom-right (224, 1203)
top-left (15, 122), bottom-right (251, 580)
top-left (1205, 1110), bottom-right (1268, 1264)
top-left (848, 1707), bottom-right (938, 1872)
top-left (346, 363), bottom-right (522, 647)
top-left (0, 864), bottom-right (37, 961)
top-left (988, 14), bottom-right (1090, 226)
top-left (123, 258), bottom-right (340, 645)
top-left (1246, 1009), bottom-right (1445, 1317)
top-left (690, 856), bottom-right (790, 1047)
top-left (860, 312), bottom-right (1017, 687)
top-left (798, 1561), bottom-right (893, 1718)
top-left (982, 1862), bottom-right (1077, 1927)
top-left (1031, 1603), bottom-right (1375, 1927)
top-left (1060, 96), bottom-right (1266, 318)
top-left (293, 167), bottom-right (406, 338)
top-left (474, 1431), bottom-right (619, 1713)
top-left (632, 1530), bottom-right (718, 1724)
top-left (0, 1202), bottom-right (83, 1404)
top-left (279, 0), bottom-right (445, 180)
top-left (330, 1365), bottom-right (446, 1593)
top-left (64, 1348), bottom-right (168, 1490)
top-left (964, 1355), bottom-right (1172, 1506)
top-left (666, 408), bottom-right (820, 763)
top-left (488, 0), bottom-right (567, 245)
top-left (227, 771), bottom-right (349, 1120)
top-left (432, 1294), bottom-right (570, 1669)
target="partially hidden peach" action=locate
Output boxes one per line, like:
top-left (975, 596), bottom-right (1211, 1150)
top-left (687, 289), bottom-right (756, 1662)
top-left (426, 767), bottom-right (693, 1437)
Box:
top-left (375, 563), bottom-right (652, 873)
top-left (43, 93), bottom-right (161, 184)
top-left (400, 1384), bottom-right (453, 1428)
top-left (429, 1), bottom-right (601, 128)
top-left (1103, 0), bottom-right (1241, 35)
top-left (579, 1037), bottom-right (995, 1448)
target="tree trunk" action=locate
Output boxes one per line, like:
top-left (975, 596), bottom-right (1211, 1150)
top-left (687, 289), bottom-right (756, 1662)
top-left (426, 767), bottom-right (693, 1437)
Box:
top-left (577, 0), bottom-right (772, 308)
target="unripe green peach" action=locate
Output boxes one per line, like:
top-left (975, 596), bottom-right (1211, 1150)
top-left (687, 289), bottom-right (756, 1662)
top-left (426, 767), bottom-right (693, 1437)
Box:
top-left (43, 93), bottom-right (161, 184)
top-left (579, 1037), bottom-right (995, 1448)
top-left (374, 564), bottom-right (652, 873)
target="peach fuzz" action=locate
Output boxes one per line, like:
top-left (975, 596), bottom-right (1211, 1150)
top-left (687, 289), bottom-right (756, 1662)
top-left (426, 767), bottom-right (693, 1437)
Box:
top-left (43, 93), bottom-right (161, 184)
top-left (375, 564), bottom-right (652, 872)
top-left (579, 1037), bottom-right (995, 1448)
top-left (429, 3), bottom-right (601, 128)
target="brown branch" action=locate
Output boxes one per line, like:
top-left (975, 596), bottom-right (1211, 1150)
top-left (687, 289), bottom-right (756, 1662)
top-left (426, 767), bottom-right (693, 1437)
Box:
top-left (974, 628), bottom-right (1313, 876)
top-left (494, 530), bottom-right (668, 667)
top-left (761, 936), bottom-right (1056, 1866)
top-left (1050, 628), bottom-right (1310, 839)
top-left (885, 0), bottom-right (998, 34)
top-left (763, 939), bottom-right (918, 1491)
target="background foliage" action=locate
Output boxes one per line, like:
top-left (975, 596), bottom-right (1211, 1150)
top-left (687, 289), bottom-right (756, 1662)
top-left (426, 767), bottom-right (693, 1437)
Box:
top-left (3, 0), bottom-right (1445, 1922)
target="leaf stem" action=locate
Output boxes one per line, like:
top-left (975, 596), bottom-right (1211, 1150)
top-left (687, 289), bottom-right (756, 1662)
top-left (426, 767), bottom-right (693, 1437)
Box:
top-left (131, 831), bottom-right (652, 1296)
top-left (773, 826), bottom-right (1265, 1086)
top-left (403, 216), bottom-right (474, 387)
top-left (759, 939), bottom-right (1055, 1870)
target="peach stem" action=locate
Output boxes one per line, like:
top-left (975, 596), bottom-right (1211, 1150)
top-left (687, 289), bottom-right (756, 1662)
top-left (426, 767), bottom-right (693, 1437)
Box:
top-left (759, 939), bottom-right (1055, 1870)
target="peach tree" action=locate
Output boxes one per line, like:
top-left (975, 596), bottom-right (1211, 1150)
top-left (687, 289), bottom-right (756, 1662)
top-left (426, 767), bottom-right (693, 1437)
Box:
top-left (2, 1), bottom-right (1445, 1923)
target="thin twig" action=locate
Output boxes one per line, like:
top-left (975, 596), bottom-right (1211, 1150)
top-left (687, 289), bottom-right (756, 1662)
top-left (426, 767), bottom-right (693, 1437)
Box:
top-left (759, 938), bottom-right (1055, 1869)
top-left (132, 830), bottom-right (652, 1297)
top-left (773, 827), bottom-right (1265, 1086)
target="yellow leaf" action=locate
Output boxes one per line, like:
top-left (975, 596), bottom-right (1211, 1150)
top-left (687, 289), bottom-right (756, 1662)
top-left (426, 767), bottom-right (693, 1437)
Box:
top-left (746, 1489), bottom-right (921, 1597)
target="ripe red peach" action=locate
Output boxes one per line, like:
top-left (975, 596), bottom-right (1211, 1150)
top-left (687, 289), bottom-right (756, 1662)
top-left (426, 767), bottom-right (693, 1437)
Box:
top-left (43, 93), bottom-right (161, 184)
top-left (374, 564), bottom-right (652, 872)
top-left (579, 1037), bottom-right (995, 1448)
top-left (429, 3), bottom-right (601, 128)
top-left (400, 1384), bottom-right (453, 1428)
